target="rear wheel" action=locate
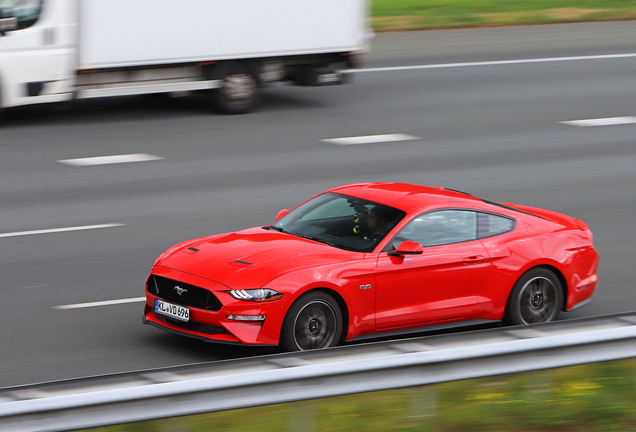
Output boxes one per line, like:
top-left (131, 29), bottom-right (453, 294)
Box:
top-left (212, 63), bottom-right (257, 114)
top-left (504, 268), bottom-right (563, 325)
top-left (280, 292), bottom-right (342, 352)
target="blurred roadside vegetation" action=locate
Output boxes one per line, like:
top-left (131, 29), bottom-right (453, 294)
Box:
top-left (372, 0), bottom-right (636, 31)
top-left (88, 358), bottom-right (636, 432)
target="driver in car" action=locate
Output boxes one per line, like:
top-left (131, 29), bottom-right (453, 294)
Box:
top-left (366, 206), bottom-right (393, 243)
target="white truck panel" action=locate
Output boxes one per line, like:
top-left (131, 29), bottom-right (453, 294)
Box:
top-left (79, 0), bottom-right (367, 69)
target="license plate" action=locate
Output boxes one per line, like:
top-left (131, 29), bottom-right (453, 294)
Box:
top-left (155, 299), bottom-right (190, 322)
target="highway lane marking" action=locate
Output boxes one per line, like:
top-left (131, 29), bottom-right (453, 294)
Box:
top-left (57, 153), bottom-right (163, 166)
top-left (54, 297), bottom-right (146, 310)
top-left (347, 52), bottom-right (636, 73)
top-left (0, 223), bottom-right (124, 238)
top-left (21, 285), bottom-right (50, 289)
top-left (322, 134), bottom-right (420, 145)
top-left (560, 117), bottom-right (636, 127)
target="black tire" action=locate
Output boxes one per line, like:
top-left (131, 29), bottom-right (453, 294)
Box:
top-left (280, 291), bottom-right (343, 352)
top-left (504, 267), bottom-right (564, 325)
top-left (212, 63), bottom-right (258, 114)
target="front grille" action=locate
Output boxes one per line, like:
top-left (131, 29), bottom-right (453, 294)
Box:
top-left (155, 313), bottom-right (230, 335)
top-left (147, 275), bottom-right (223, 311)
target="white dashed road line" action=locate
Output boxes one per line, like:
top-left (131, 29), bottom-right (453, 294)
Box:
top-left (347, 52), bottom-right (636, 74)
top-left (57, 153), bottom-right (163, 166)
top-left (54, 297), bottom-right (146, 310)
top-left (560, 117), bottom-right (636, 127)
top-left (322, 134), bottom-right (420, 146)
top-left (0, 223), bottom-right (124, 238)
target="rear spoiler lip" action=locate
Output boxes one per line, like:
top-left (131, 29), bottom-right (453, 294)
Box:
top-left (501, 203), bottom-right (588, 231)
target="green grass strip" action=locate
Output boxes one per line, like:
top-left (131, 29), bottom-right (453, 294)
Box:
top-left (371, 0), bottom-right (636, 31)
top-left (86, 357), bottom-right (636, 432)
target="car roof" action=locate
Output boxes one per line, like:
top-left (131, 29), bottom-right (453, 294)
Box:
top-left (327, 182), bottom-right (487, 213)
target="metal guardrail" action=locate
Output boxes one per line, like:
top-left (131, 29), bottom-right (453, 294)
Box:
top-left (3, 312), bottom-right (636, 432)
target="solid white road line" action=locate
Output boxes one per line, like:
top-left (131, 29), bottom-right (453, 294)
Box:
top-left (560, 117), bottom-right (636, 127)
top-left (0, 223), bottom-right (124, 238)
top-left (322, 134), bottom-right (420, 145)
top-left (54, 297), bottom-right (146, 310)
top-left (347, 52), bottom-right (636, 74)
top-left (57, 153), bottom-right (163, 166)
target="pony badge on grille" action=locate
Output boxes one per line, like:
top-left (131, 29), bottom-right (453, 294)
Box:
top-left (174, 286), bottom-right (188, 296)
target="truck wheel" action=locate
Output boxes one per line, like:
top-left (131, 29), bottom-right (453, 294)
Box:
top-left (212, 63), bottom-right (257, 114)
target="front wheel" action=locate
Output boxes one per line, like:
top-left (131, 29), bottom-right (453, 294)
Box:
top-left (504, 268), bottom-right (564, 325)
top-left (212, 63), bottom-right (258, 114)
top-left (280, 292), bottom-right (342, 352)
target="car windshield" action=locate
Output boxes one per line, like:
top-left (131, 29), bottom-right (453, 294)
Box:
top-left (268, 193), bottom-right (406, 253)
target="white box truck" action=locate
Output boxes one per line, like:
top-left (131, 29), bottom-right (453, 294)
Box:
top-left (0, 0), bottom-right (369, 116)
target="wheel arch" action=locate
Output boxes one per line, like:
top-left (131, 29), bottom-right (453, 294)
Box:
top-left (283, 287), bottom-right (350, 344)
top-left (513, 258), bottom-right (568, 298)
top-left (505, 263), bottom-right (568, 320)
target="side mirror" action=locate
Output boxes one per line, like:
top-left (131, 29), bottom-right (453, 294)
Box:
top-left (388, 240), bottom-right (423, 256)
top-left (0, 16), bottom-right (18, 35)
top-left (275, 209), bottom-right (289, 221)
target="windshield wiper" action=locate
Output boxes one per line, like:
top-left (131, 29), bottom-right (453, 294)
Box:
top-left (264, 226), bottom-right (336, 247)
top-left (263, 225), bottom-right (286, 233)
top-left (294, 233), bottom-right (336, 247)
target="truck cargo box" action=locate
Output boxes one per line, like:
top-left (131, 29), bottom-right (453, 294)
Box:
top-left (79, 0), bottom-right (369, 69)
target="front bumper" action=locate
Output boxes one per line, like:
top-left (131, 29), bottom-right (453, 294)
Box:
top-left (143, 267), bottom-right (287, 345)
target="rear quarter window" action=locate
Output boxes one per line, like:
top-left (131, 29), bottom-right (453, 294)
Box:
top-left (477, 213), bottom-right (515, 239)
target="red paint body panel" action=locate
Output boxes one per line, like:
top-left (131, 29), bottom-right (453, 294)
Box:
top-left (376, 240), bottom-right (489, 328)
top-left (143, 182), bottom-right (599, 346)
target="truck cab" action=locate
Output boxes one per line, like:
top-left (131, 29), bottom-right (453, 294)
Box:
top-left (0, 0), bottom-right (76, 109)
top-left (0, 0), bottom-right (368, 116)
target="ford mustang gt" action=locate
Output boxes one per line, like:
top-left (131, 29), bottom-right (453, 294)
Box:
top-left (143, 183), bottom-right (598, 351)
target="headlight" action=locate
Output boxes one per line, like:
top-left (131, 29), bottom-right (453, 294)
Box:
top-left (228, 289), bottom-right (283, 302)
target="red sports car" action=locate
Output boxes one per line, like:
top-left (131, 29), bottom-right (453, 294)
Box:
top-left (143, 183), bottom-right (598, 351)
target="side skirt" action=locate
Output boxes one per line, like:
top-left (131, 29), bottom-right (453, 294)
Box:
top-left (348, 319), bottom-right (501, 343)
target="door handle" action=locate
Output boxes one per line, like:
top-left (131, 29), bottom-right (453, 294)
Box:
top-left (463, 255), bottom-right (485, 265)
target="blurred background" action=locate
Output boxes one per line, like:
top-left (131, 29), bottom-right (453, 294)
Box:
top-left (1, 0), bottom-right (636, 430)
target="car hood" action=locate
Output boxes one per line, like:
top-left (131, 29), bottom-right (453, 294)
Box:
top-left (153, 227), bottom-right (359, 289)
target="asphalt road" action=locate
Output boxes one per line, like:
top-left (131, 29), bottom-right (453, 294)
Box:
top-left (2, 21), bottom-right (636, 388)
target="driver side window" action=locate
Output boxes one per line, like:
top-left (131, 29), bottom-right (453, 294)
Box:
top-left (0, 0), bottom-right (43, 30)
top-left (391, 210), bottom-right (477, 248)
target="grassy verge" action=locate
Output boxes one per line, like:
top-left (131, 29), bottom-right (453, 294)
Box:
top-left (87, 357), bottom-right (636, 432)
top-left (372, 0), bottom-right (636, 31)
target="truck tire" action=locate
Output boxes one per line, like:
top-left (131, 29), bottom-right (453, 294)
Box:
top-left (212, 63), bottom-right (258, 114)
